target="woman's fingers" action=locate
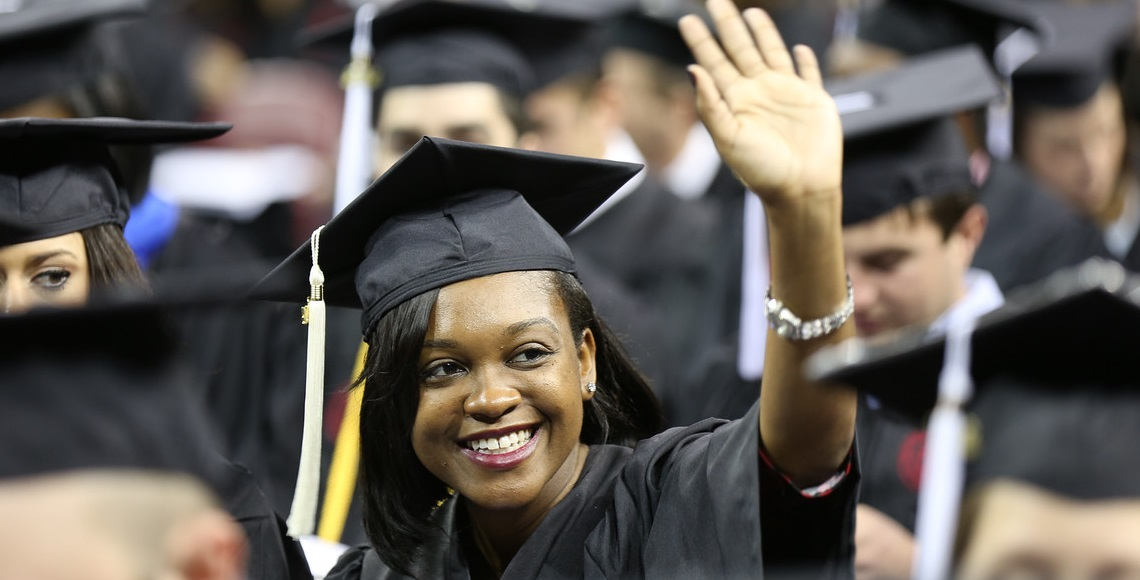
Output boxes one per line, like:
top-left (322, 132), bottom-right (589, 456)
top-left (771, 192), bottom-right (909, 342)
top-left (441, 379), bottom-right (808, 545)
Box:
top-left (743, 8), bottom-right (795, 75)
top-left (707, 0), bottom-right (767, 77)
top-left (688, 64), bottom-right (738, 141)
top-left (679, 14), bottom-right (741, 96)
top-left (793, 44), bottom-right (823, 88)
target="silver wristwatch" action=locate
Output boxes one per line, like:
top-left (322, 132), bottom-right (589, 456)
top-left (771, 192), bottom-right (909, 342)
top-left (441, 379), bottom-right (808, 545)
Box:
top-left (765, 275), bottom-right (854, 341)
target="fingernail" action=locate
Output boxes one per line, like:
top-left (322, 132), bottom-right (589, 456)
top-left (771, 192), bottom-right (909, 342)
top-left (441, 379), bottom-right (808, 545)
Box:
top-left (687, 69), bottom-right (696, 87)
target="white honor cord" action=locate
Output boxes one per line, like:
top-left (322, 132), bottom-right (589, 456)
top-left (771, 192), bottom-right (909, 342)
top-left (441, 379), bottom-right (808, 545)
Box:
top-left (288, 226), bottom-right (327, 538)
top-left (912, 312), bottom-right (976, 580)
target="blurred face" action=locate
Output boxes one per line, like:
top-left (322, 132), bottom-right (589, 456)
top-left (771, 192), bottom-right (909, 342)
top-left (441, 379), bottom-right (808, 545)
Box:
top-left (602, 49), bottom-right (687, 167)
top-left (376, 83), bottom-right (519, 173)
top-left (523, 80), bottom-right (607, 158)
top-left (0, 232), bottom-right (90, 314)
top-left (843, 207), bottom-right (972, 337)
top-left (959, 480), bottom-right (1140, 578)
top-left (1019, 83), bottom-right (1127, 220)
top-left (411, 271), bottom-right (597, 520)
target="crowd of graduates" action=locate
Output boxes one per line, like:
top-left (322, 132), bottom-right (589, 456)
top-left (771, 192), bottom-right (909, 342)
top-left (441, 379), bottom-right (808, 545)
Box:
top-left (4, 0), bottom-right (1140, 578)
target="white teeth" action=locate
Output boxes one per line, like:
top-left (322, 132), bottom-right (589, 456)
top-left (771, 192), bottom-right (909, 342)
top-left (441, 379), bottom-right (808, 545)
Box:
top-left (466, 428), bottom-right (533, 454)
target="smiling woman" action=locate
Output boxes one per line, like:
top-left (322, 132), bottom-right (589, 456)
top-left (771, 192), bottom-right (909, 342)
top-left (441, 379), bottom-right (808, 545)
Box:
top-left (256, 1), bottom-right (859, 577)
top-left (0, 117), bottom-right (230, 313)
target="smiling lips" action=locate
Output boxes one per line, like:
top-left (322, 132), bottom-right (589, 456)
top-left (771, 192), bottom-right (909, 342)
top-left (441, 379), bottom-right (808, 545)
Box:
top-left (460, 427), bottom-right (538, 470)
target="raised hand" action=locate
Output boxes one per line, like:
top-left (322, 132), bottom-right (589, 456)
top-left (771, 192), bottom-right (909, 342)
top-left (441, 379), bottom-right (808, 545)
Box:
top-left (679, 0), bottom-right (843, 206)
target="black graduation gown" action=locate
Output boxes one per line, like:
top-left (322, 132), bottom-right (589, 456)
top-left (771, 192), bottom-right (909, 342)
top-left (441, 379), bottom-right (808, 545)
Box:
top-left (219, 461), bottom-right (314, 580)
top-left (972, 160), bottom-right (1110, 292)
top-left (567, 177), bottom-right (718, 395)
top-left (658, 163), bottom-right (758, 426)
top-left (324, 402), bottom-right (859, 579)
top-left (853, 396), bottom-right (924, 532)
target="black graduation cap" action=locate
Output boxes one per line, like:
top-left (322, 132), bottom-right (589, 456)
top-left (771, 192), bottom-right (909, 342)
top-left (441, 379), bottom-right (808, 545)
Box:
top-left (1012, 0), bottom-right (1137, 109)
top-left (0, 117), bottom-right (230, 246)
top-left (827, 46), bottom-right (1001, 225)
top-left (0, 0), bottom-right (146, 111)
top-left (253, 136), bottom-right (641, 336)
top-left (859, 0), bottom-right (1045, 64)
top-left (809, 258), bottom-right (1140, 424)
top-left (303, 0), bottom-right (618, 97)
top-left (0, 300), bottom-right (226, 487)
top-left (607, 0), bottom-right (707, 69)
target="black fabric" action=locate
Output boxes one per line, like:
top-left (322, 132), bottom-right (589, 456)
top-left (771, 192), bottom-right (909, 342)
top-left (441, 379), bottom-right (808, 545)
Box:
top-left (859, 0), bottom-right (1042, 60)
top-left (1011, 0), bottom-right (1136, 109)
top-left (252, 137), bottom-right (642, 334)
top-left (325, 402), bottom-right (859, 579)
top-left (606, 1), bottom-right (704, 68)
top-left (567, 177), bottom-right (718, 400)
top-left (0, 117), bottom-right (229, 244)
top-left (855, 397), bottom-right (923, 533)
top-left (377, 29), bottom-right (534, 98)
top-left (972, 159), bottom-right (1110, 292)
top-left (221, 462), bottom-right (314, 580)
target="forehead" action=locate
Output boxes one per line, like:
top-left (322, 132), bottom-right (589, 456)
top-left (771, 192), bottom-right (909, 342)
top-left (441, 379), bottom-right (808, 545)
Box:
top-left (842, 205), bottom-right (942, 251)
top-left (0, 232), bottom-right (86, 260)
top-left (1024, 82), bottom-right (1124, 133)
top-left (379, 82), bottom-right (509, 129)
top-left (427, 271), bottom-right (567, 335)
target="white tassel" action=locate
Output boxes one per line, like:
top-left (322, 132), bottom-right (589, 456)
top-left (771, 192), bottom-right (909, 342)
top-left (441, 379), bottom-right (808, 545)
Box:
top-left (333, 3), bottom-right (380, 214)
top-left (288, 226), bottom-right (327, 538)
top-left (912, 313), bottom-right (976, 580)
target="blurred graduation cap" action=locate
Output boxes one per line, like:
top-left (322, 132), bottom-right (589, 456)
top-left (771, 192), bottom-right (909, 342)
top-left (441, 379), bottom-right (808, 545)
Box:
top-left (1012, 0), bottom-right (1137, 109)
top-left (607, 0), bottom-right (708, 69)
top-left (0, 117), bottom-right (230, 246)
top-left (0, 300), bottom-right (226, 489)
top-left (826, 46), bottom-right (1001, 225)
top-left (859, 0), bottom-right (1045, 71)
top-left (0, 0), bottom-right (146, 112)
top-left (809, 258), bottom-right (1140, 575)
top-left (252, 137), bottom-right (640, 536)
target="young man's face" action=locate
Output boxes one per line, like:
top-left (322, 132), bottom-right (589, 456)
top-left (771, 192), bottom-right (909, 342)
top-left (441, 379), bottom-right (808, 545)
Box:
top-left (843, 204), bottom-right (982, 338)
top-left (1019, 82), bottom-right (1127, 220)
top-left (375, 82), bottom-right (519, 173)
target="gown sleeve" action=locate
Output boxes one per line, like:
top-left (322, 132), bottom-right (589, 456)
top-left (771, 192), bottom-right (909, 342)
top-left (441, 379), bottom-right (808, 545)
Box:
top-left (583, 399), bottom-right (859, 578)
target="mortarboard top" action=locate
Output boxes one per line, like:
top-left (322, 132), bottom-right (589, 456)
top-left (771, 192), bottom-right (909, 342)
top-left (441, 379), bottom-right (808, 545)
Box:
top-left (252, 136), bottom-right (641, 336)
top-left (606, 0), bottom-right (707, 69)
top-left (302, 0), bottom-right (612, 98)
top-left (808, 258), bottom-right (1140, 425)
top-left (811, 258), bottom-right (1140, 505)
top-left (1012, 0), bottom-right (1138, 109)
top-left (0, 117), bottom-right (230, 246)
top-left (859, 0), bottom-right (1045, 64)
top-left (0, 0), bottom-right (146, 112)
top-left (828, 46), bottom-right (1001, 225)
top-left (0, 299), bottom-right (226, 487)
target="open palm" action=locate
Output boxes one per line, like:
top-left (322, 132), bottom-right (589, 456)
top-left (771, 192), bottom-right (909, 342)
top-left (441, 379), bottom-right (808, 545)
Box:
top-left (680, 0), bottom-right (843, 204)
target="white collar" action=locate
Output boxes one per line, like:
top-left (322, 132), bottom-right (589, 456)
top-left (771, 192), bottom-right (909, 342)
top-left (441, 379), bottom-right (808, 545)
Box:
top-left (927, 269), bottom-right (1005, 337)
top-left (1104, 181), bottom-right (1140, 259)
top-left (661, 123), bottom-right (722, 200)
top-left (573, 130), bottom-right (647, 231)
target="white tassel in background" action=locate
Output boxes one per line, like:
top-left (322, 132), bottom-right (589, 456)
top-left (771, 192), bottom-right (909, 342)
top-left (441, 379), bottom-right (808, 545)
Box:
top-left (288, 225), bottom-right (327, 538)
top-left (333, 3), bottom-right (380, 215)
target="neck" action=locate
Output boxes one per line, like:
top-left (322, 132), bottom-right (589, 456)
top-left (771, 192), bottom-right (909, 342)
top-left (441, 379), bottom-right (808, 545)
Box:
top-left (1096, 171), bottom-right (1133, 226)
top-left (643, 121), bottom-right (694, 176)
top-left (464, 443), bottom-right (590, 571)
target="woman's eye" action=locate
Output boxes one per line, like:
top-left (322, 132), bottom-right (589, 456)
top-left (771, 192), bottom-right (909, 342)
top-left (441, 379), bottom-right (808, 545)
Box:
top-left (32, 269), bottom-right (70, 291)
top-left (423, 361), bottom-right (466, 380)
top-left (509, 347), bottom-right (551, 365)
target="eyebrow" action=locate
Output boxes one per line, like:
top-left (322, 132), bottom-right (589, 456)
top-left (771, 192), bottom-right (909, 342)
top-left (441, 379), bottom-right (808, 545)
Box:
top-left (422, 338), bottom-right (459, 350)
top-left (506, 317), bottom-right (558, 336)
top-left (28, 250), bottom-right (78, 268)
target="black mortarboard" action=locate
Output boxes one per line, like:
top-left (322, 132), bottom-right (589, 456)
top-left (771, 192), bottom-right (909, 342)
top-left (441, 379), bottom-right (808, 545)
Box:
top-left (0, 0), bottom-right (146, 111)
top-left (1012, 0), bottom-right (1137, 109)
top-left (0, 117), bottom-right (229, 245)
top-left (859, 0), bottom-right (1045, 65)
top-left (253, 136), bottom-right (641, 336)
top-left (809, 258), bottom-right (1140, 424)
top-left (828, 46), bottom-right (1001, 225)
top-left (607, 0), bottom-right (707, 69)
top-left (375, 29), bottom-right (534, 98)
top-left (0, 301), bottom-right (225, 487)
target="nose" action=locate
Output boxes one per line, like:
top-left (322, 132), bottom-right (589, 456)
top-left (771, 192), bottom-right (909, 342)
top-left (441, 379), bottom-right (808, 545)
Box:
top-left (0, 285), bottom-right (32, 315)
top-left (850, 269), bottom-right (877, 314)
top-left (464, 373), bottom-right (522, 423)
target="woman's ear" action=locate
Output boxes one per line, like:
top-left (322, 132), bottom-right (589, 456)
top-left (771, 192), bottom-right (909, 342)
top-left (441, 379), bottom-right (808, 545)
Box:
top-left (165, 509), bottom-right (247, 580)
top-left (577, 327), bottom-right (598, 401)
